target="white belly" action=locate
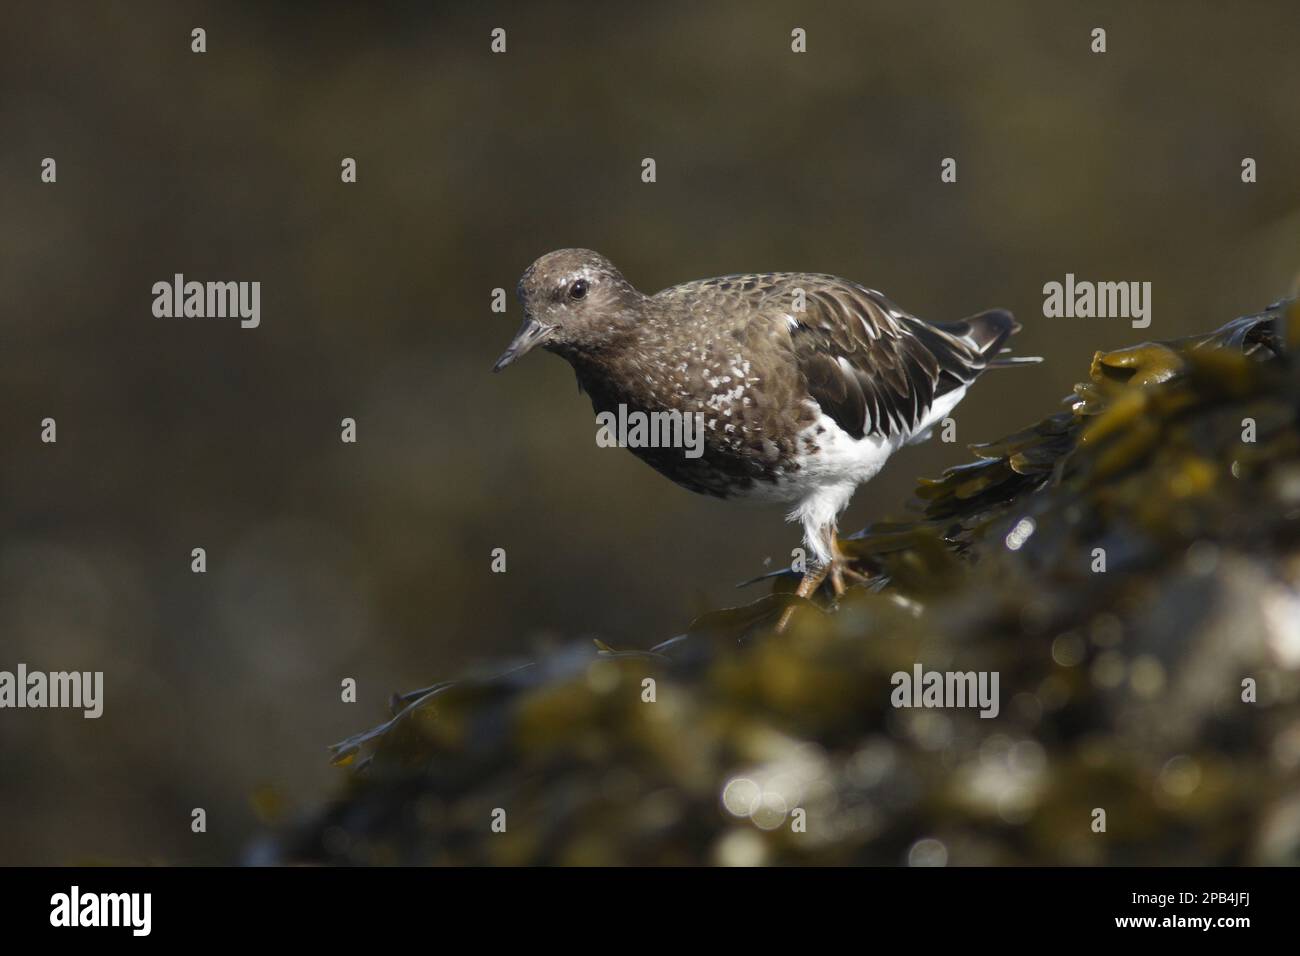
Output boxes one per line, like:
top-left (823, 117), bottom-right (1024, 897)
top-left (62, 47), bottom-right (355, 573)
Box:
top-left (754, 387), bottom-right (969, 565)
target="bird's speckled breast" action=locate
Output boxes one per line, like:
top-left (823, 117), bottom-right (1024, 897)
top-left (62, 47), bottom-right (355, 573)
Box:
top-left (570, 279), bottom-right (824, 502)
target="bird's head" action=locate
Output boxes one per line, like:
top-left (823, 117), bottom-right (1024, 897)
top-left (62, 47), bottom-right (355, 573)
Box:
top-left (493, 248), bottom-right (643, 371)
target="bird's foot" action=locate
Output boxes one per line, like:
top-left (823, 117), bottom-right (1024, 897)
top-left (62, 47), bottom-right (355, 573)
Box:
top-left (775, 549), bottom-right (870, 632)
top-left (828, 554), bottom-right (873, 597)
top-left (774, 562), bottom-right (830, 632)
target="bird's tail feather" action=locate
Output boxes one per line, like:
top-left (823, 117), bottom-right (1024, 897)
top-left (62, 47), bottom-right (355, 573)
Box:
top-left (961, 308), bottom-right (1019, 355)
top-left (943, 308), bottom-right (1041, 368)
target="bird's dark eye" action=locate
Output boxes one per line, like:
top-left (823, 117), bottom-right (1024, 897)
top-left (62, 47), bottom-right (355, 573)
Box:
top-left (569, 278), bottom-right (588, 300)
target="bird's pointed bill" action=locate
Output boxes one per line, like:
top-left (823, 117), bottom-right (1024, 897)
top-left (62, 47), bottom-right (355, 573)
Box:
top-left (493, 318), bottom-right (553, 372)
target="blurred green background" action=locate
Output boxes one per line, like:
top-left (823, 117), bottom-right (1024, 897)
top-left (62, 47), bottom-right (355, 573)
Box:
top-left (0, 0), bottom-right (1297, 864)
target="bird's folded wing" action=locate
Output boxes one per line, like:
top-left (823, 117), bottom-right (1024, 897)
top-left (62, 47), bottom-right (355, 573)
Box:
top-left (786, 281), bottom-right (984, 441)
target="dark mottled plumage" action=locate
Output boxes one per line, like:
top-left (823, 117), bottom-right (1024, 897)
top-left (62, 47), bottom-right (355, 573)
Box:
top-left (495, 248), bottom-right (1031, 569)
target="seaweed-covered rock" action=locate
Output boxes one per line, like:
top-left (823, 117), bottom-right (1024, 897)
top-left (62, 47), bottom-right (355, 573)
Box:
top-left (265, 300), bottom-right (1300, 866)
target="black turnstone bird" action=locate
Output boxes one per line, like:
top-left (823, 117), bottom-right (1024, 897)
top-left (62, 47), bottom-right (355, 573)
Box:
top-left (494, 248), bottom-right (1037, 625)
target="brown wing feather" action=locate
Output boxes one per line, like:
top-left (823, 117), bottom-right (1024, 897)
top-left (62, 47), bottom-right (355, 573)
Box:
top-left (787, 280), bottom-right (987, 441)
top-left (654, 271), bottom-right (1018, 442)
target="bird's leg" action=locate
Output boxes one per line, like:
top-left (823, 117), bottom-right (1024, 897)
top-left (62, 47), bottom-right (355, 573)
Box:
top-left (828, 553), bottom-right (847, 598)
top-left (777, 525), bottom-right (874, 631)
top-left (822, 521), bottom-right (852, 599)
top-left (827, 534), bottom-right (874, 596)
top-left (774, 521), bottom-right (837, 632)
top-left (774, 561), bottom-right (831, 632)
